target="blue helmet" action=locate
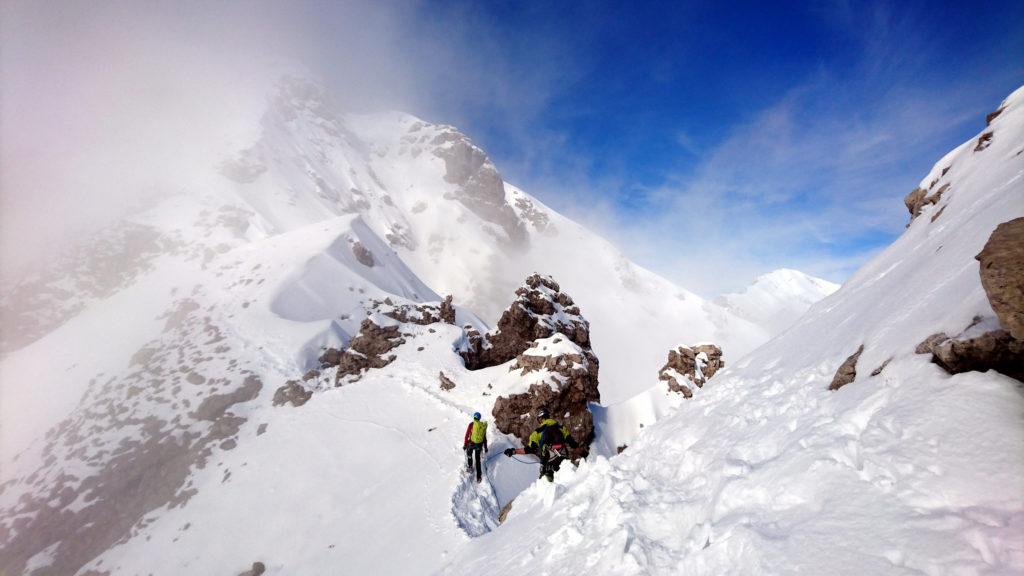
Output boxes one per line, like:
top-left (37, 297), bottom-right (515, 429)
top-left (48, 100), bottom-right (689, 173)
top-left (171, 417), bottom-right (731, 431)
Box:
top-left (473, 412), bottom-right (481, 420)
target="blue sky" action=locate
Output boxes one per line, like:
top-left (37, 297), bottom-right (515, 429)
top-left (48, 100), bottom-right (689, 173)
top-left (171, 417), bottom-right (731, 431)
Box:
top-left (374, 0), bottom-right (1023, 294)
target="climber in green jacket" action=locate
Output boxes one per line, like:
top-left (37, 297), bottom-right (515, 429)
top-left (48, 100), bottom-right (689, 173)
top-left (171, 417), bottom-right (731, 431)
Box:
top-left (463, 412), bottom-right (488, 483)
top-left (503, 408), bottom-right (578, 482)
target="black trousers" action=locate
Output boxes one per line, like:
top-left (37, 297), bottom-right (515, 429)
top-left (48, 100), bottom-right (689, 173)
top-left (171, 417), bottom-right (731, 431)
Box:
top-left (466, 443), bottom-right (484, 481)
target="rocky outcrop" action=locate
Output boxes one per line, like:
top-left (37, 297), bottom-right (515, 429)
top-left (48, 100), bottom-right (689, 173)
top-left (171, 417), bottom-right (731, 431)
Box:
top-left (932, 330), bottom-right (1024, 382)
top-left (976, 218), bottom-right (1024, 340)
top-left (829, 345), bottom-right (864, 391)
top-left (975, 131), bottom-right (994, 152)
top-left (370, 296), bottom-right (457, 326)
top-left (318, 347), bottom-right (343, 368)
top-left (352, 241), bottom-right (375, 267)
top-left (430, 127), bottom-right (527, 246)
top-left (658, 344), bottom-right (724, 398)
top-left (917, 328), bottom-right (1024, 383)
top-left (490, 334), bottom-right (600, 455)
top-left (909, 219), bottom-right (1024, 384)
top-left (273, 380), bottom-right (312, 407)
top-left (904, 183), bottom-right (950, 224)
top-left (987, 104), bottom-right (1006, 125)
top-left (471, 275), bottom-right (599, 454)
top-left (870, 357), bottom-right (893, 377)
top-left (461, 274), bottom-right (590, 369)
top-left (439, 372), bottom-right (456, 391)
top-left (335, 319), bottom-right (406, 384)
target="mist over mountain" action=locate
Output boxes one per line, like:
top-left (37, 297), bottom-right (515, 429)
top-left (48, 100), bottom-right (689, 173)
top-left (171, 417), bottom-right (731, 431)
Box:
top-left (2, 3), bottom-right (1022, 575)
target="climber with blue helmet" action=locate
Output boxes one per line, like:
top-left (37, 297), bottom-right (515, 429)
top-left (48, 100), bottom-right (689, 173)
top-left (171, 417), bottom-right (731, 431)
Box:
top-left (463, 411), bottom-right (489, 483)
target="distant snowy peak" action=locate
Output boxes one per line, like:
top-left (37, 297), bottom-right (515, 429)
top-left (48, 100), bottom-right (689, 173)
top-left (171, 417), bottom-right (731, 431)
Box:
top-left (717, 268), bottom-right (839, 335)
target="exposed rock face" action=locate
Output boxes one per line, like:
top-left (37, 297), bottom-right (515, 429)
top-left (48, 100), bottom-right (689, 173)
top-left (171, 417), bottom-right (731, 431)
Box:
top-left (440, 295), bottom-right (457, 324)
top-left (975, 131), bottom-right (994, 152)
top-left (430, 127), bottom-right (527, 246)
top-left (335, 319), bottom-right (406, 384)
top-left (273, 380), bottom-right (313, 407)
top-left (870, 357), bottom-right (893, 377)
top-left (917, 327), bottom-right (1024, 383)
top-left (904, 183), bottom-right (950, 224)
top-left (351, 241), bottom-right (375, 267)
top-left (468, 275), bottom-right (599, 454)
top-left (932, 330), bottom-right (1024, 382)
top-left (658, 344), bottom-right (724, 397)
top-left (371, 296), bottom-right (457, 326)
top-left (987, 104), bottom-right (1006, 125)
top-left (439, 372), bottom-right (456, 391)
top-left (829, 345), bottom-right (864, 391)
top-left (490, 335), bottom-right (600, 455)
top-left (976, 218), bottom-right (1024, 340)
top-left (461, 274), bottom-right (590, 369)
top-left (318, 347), bottom-right (343, 368)
top-left (915, 333), bottom-right (949, 354)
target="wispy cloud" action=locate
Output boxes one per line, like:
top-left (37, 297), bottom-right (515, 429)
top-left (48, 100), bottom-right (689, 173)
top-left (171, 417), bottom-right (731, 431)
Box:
top-left (510, 2), bottom-right (1023, 296)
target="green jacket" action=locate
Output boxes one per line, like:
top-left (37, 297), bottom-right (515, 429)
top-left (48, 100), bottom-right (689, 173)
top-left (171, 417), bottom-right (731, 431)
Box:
top-left (527, 418), bottom-right (575, 450)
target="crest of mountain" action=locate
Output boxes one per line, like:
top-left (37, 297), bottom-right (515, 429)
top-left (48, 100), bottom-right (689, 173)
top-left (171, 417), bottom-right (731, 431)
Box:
top-left (0, 74), bottom-right (841, 575)
top-left (717, 268), bottom-right (840, 335)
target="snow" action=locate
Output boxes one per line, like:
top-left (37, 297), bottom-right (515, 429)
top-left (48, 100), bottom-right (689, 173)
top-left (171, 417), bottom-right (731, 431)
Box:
top-left (440, 85), bottom-right (1024, 575)
top-left (718, 268), bottom-right (840, 336)
top-left (3, 72), bottom-right (1011, 576)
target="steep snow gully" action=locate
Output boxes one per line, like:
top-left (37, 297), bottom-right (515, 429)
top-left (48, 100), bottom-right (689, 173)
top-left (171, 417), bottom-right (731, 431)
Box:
top-left (0, 76), bottom-right (1021, 576)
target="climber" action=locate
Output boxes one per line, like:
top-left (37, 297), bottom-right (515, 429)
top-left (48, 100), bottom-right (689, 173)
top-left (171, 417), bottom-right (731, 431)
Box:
top-left (503, 408), bottom-right (578, 482)
top-left (463, 412), bottom-right (488, 483)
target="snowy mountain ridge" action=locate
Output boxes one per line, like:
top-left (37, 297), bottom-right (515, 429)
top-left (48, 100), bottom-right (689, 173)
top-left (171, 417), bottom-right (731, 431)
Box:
top-left (0, 74), bottom-right (841, 575)
top-left (718, 268), bottom-right (840, 335)
top-left (444, 85), bottom-right (1024, 575)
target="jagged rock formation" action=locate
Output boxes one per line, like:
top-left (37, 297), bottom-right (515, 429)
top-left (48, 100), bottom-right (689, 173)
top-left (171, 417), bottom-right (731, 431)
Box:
top-left (904, 182), bottom-right (950, 224)
top-left (461, 274), bottom-right (590, 369)
top-left (976, 218), bottom-right (1024, 339)
top-left (975, 131), bottom-right (994, 152)
top-left (439, 372), bottom-right (456, 391)
top-left (334, 319), bottom-right (407, 384)
top-left (427, 125), bottom-right (527, 246)
top-left (466, 275), bottom-right (599, 453)
top-left (491, 334), bottom-right (601, 453)
top-left (371, 296), bottom-right (457, 326)
top-left (658, 344), bottom-right (724, 397)
top-left (829, 345), bottom-right (864, 391)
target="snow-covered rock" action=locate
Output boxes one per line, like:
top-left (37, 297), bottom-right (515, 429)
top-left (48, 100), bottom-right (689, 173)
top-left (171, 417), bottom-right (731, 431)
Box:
top-left (658, 343), bottom-right (725, 397)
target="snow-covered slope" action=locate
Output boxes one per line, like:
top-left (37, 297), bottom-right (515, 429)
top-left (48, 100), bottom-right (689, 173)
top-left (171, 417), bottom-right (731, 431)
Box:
top-left (443, 87), bottom-right (1024, 575)
top-left (718, 268), bottom-right (839, 335)
top-left (0, 75), bottom-right (823, 575)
